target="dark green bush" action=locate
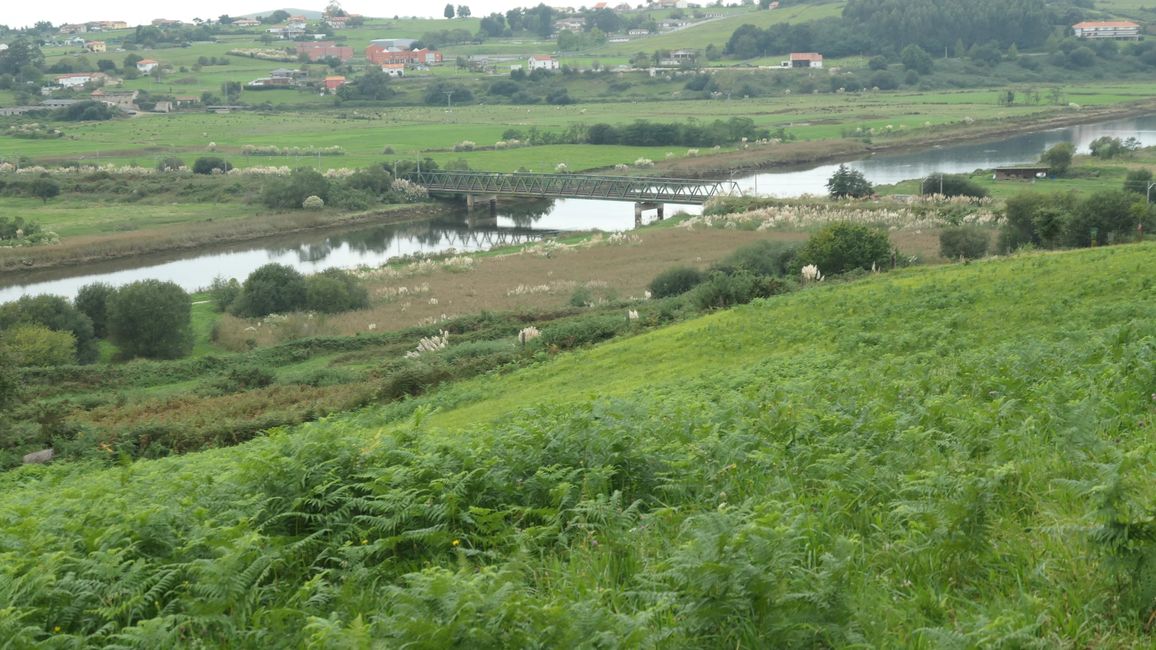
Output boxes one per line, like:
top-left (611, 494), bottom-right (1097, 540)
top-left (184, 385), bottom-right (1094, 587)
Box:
top-left (712, 240), bottom-right (800, 278)
top-left (939, 226), bottom-right (990, 260)
top-left (106, 280), bottom-right (193, 360)
top-left (74, 282), bottom-right (116, 338)
top-left (304, 269), bottom-right (369, 314)
top-left (231, 264), bottom-right (308, 318)
top-left (192, 157), bottom-right (232, 175)
top-left (261, 168), bottom-right (331, 210)
top-left (796, 222), bottom-right (892, 275)
top-left (539, 315), bottom-right (625, 350)
top-left (920, 175), bottom-right (989, 198)
top-left (689, 272), bottom-right (787, 311)
top-left (207, 276), bottom-right (242, 312)
top-left (379, 359), bottom-right (451, 400)
top-left (648, 266), bottom-right (705, 298)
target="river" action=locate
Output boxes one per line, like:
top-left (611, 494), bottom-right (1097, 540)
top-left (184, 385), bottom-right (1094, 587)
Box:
top-left (3, 113), bottom-right (1156, 302)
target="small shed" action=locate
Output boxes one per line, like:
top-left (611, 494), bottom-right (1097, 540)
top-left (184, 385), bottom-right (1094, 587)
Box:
top-left (994, 166), bottom-right (1050, 180)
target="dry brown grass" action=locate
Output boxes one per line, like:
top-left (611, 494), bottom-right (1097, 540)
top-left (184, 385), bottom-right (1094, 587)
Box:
top-left (213, 220), bottom-right (950, 340)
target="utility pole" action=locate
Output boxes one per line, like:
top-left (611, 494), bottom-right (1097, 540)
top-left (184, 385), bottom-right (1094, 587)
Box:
top-left (444, 90), bottom-right (454, 112)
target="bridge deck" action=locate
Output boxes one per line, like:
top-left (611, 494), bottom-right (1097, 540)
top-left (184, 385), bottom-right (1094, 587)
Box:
top-left (407, 170), bottom-right (740, 205)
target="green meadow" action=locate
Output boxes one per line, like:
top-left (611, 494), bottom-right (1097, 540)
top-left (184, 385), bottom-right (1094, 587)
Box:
top-left (1, 242), bottom-right (1154, 645)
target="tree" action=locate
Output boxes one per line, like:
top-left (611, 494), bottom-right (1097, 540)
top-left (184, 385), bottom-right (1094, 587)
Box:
top-left (796, 222), bottom-right (892, 275)
top-left (0, 295), bottom-right (97, 364)
top-left (900, 44), bottom-right (932, 75)
top-left (1039, 142), bottom-right (1074, 175)
top-left (106, 280), bottom-right (192, 359)
top-left (29, 177), bottom-right (60, 204)
top-left (1089, 136), bottom-right (1131, 159)
top-left (939, 226), bottom-right (989, 260)
top-left (261, 168), bottom-right (331, 210)
top-left (826, 164), bottom-right (873, 199)
top-left (457, 5), bottom-right (471, 18)
top-left (305, 269), bottom-right (369, 313)
top-left (74, 282), bottom-right (116, 338)
top-left (1066, 190), bottom-right (1140, 247)
top-left (231, 264), bottom-right (308, 317)
top-left (221, 80), bottom-right (242, 102)
top-left (0, 324), bottom-right (77, 366)
top-left (1123, 168), bottom-right (1153, 195)
top-left (444, 4), bottom-right (455, 19)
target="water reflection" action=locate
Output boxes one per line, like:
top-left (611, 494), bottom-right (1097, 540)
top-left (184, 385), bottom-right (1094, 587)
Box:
top-left (735, 114), bottom-right (1156, 197)
top-left (0, 215), bottom-right (552, 302)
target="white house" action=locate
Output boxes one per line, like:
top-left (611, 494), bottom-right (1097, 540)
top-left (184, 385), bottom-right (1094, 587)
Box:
top-left (136, 59), bottom-right (159, 73)
top-left (56, 73), bottom-right (95, 88)
top-left (528, 55), bottom-right (560, 70)
top-left (786, 52), bottom-right (823, 68)
top-left (381, 63), bottom-right (405, 77)
top-left (1072, 20), bottom-right (1140, 39)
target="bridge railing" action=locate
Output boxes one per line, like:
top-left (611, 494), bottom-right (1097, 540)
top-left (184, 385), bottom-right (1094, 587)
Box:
top-left (405, 170), bottom-right (741, 205)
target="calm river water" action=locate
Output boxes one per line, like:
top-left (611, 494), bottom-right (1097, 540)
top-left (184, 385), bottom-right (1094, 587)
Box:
top-left (4, 113), bottom-right (1156, 301)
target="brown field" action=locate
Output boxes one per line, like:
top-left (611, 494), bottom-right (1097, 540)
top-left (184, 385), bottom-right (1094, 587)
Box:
top-left (214, 222), bottom-right (950, 343)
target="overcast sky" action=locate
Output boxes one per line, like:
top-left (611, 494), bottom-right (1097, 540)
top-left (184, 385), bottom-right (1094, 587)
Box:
top-left (4, 1), bottom-right (542, 30)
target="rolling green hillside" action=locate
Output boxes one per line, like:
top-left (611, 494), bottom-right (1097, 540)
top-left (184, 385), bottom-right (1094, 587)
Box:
top-left (1, 243), bottom-right (1155, 646)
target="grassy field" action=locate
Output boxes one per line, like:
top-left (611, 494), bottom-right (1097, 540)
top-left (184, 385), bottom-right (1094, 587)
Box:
top-left (1, 241), bottom-right (1153, 645)
top-left (8, 83), bottom-right (1156, 174)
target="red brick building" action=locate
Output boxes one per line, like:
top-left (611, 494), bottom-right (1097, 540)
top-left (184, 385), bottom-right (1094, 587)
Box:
top-left (297, 42), bottom-right (354, 62)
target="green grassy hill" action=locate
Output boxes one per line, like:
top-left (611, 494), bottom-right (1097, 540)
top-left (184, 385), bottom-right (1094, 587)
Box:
top-left (1, 243), bottom-right (1155, 646)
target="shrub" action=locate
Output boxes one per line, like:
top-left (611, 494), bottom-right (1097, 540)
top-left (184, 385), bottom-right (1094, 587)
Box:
top-left (106, 280), bottom-right (193, 360)
top-left (1123, 168), bottom-right (1153, 195)
top-left (379, 358), bottom-right (451, 400)
top-left (207, 276), bottom-right (242, 312)
top-left (302, 195), bottom-right (324, 209)
top-left (0, 295), bottom-right (97, 364)
top-left (939, 225), bottom-right (990, 260)
top-left (231, 263), bottom-right (307, 317)
top-left (262, 168), bottom-right (331, 210)
top-left (797, 222), bottom-right (892, 275)
top-left (1066, 190), bottom-right (1140, 246)
top-left (305, 269), bottom-right (369, 314)
top-left (74, 282), bottom-right (116, 338)
top-left (539, 315), bottom-right (625, 350)
top-left (155, 156), bottom-right (184, 172)
top-left (648, 266), bottom-right (705, 298)
top-left (711, 240), bottom-right (800, 278)
top-left (920, 175), bottom-right (989, 199)
top-left (192, 156), bottom-right (233, 175)
top-left (1039, 143), bottom-right (1073, 175)
top-left (689, 272), bottom-right (787, 311)
top-left (0, 323), bottom-right (76, 366)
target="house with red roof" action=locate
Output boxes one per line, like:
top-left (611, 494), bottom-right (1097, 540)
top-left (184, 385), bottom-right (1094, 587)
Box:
top-left (528, 54), bottom-right (559, 70)
top-left (1072, 20), bottom-right (1140, 39)
top-left (786, 52), bottom-right (823, 68)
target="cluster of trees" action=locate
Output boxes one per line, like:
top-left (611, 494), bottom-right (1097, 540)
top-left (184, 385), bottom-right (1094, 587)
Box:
top-left (474, 4), bottom-right (561, 39)
top-left (261, 166), bottom-right (417, 211)
top-left (726, 0), bottom-right (1063, 62)
top-left (585, 117), bottom-right (769, 147)
top-left (0, 175), bottom-right (61, 203)
top-left (498, 117), bottom-right (769, 148)
top-left (210, 264), bottom-right (368, 317)
top-left (1001, 189), bottom-right (1152, 251)
top-left (0, 280), bottom-right (193, 365)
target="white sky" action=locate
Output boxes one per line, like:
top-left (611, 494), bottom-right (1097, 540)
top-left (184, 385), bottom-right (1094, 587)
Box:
top-left (3, 1), bottom-right (542, 30)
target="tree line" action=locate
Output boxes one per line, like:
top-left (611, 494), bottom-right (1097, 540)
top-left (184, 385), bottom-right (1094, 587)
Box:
top-left (727, 0), bottom-right (1067, 60)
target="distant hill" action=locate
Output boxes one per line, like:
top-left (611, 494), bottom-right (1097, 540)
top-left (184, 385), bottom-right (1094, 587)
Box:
top-left (238, 8), bottom-right (324, 19)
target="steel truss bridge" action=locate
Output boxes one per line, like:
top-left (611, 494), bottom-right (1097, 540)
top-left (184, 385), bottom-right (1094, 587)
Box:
top-left (405, 170), bottom-right (741, 205)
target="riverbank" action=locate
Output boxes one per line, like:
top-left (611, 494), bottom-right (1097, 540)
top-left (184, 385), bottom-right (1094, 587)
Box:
top-left (0, 203), bottom-right (449, 276)
top-left (656, 97), bottom-right (1156, 178)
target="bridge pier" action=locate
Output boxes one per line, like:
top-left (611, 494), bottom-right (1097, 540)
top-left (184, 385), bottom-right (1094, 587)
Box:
top-left (466, 193), bottom-right (498, 215)
top-left (634, 202), bottom-right (664, 227)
